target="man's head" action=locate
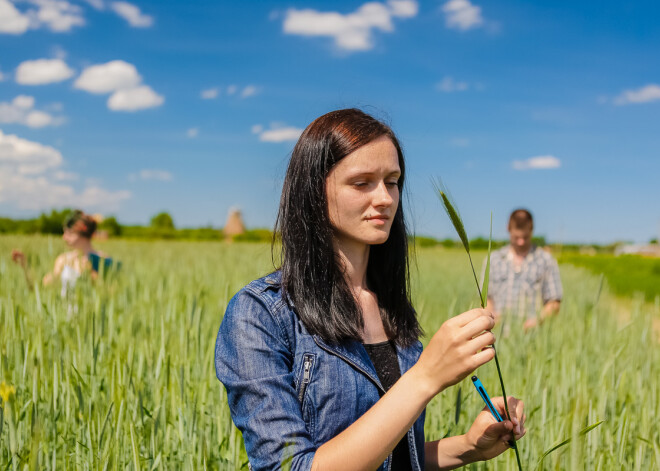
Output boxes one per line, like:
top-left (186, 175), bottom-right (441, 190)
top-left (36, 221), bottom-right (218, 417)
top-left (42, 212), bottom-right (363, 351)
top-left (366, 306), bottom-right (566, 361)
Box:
top-left (508, 208), bottom-right (533, 253)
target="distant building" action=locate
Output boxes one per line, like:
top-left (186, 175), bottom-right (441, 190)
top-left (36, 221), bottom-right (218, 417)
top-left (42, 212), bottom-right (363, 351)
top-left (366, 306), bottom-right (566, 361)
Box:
top-left (224, 209), bottom-right (245, 239)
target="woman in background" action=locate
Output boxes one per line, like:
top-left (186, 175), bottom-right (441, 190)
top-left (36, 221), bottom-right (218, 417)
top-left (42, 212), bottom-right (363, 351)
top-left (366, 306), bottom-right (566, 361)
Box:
top-left (12, 210), bottom-right (109, 295)
top-left (215, 109), bottom-right (525, 470)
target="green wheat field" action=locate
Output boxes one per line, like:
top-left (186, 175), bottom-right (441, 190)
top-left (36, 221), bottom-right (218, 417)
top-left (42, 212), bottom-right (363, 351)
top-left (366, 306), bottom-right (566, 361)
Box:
top-left (1, 235), bottom-right (659, 470)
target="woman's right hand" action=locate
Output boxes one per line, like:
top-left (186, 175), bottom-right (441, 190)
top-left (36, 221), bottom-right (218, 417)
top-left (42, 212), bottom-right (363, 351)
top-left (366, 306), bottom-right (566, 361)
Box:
top-left (414, 309), bottom-right (496, 396)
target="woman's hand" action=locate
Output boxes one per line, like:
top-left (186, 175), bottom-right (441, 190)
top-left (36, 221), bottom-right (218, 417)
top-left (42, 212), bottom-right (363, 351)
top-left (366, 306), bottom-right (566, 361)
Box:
top-left (413, 309), bottom-right (496, 396)
top-left (11, 249), bottom-right (26, 267)
top-left (465, 396), bottom-right (526, 461)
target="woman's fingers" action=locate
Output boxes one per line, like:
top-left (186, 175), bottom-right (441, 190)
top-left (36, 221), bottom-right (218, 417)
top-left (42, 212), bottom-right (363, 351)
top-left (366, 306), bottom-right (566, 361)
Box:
top-left (462, 315), bottom-right (496, 340)
top-left (451, 308), bottom-right (492, 328)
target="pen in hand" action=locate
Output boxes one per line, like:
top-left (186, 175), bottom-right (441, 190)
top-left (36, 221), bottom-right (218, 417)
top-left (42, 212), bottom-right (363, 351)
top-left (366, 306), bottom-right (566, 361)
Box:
top-left (471, 375), bottom-right (516, 448)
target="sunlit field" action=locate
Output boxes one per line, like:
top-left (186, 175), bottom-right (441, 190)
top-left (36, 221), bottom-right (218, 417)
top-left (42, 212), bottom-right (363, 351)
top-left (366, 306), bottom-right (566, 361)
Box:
top-left (1, 235), bottom-right (658, 470)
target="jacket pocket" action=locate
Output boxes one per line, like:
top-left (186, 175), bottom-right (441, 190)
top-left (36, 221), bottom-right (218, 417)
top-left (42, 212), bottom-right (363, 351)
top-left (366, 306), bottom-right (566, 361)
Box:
top-left (297, 353), bottom-right (315, 403)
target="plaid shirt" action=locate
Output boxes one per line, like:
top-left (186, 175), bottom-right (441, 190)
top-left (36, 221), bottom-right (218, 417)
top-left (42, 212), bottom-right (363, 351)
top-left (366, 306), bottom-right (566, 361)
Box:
top-left (484, 245), bottom-right (562, 319)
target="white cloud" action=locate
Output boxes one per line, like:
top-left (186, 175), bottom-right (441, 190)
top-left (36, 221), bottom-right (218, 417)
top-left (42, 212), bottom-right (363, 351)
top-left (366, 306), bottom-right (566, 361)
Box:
top-left (0, 69), bottom-right (5, 81)
top-left (441, 0), bottom-right (483, 31)
top-left (0, 95), bottom-right (65, 128)
top-left (15, 58), bottom-right (74, 85)
top-left (0, 129), bottom-right (62, 174)
top-left (107, 85), bottom-right (164, 111)
top-left (82, 0), bottom-right (104, 10)
top-left (283, 0), bottom-right (418, 51)
top-left (29, 0), bottom-right (85, 32)
top-left (200, 87), bottom-right (219, 99)
top-left (613, 84), bottom-right (660, 105)
top-left (74, 60), bottom-right (163, 112)
top-left (512, 155), bottom-right (561, 170)
top-left (1, 0), bottom-right (86, 34)
top-left (128, 169), bottom-right (173, 182)
top-left (387, 0), bottom-right (418, 18)
top-left (436, 76), bottom-right (469, 92)
top-left (0, 0), bottom-right (30, 34)
top-left (253, 123), bottom-right (303, 143)
top-left (110, 1), bottom-right (153, 28)
top-left (53, 170), bottom-right (78, 181)
top-left (74, 60), bottom-right (141, 94)
top-left (186, 127), bottom-right (199, 138)
top-left (0, 130), bottom-right (130, 211)
top-left (226, 85), bottom-right (238, 95)
top-left (240, 85), bottom-right (259, 98)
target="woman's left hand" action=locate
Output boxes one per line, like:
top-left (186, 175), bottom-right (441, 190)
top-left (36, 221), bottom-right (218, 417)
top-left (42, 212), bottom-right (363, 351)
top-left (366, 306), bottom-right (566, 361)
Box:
top-left (464, 396), bottom-right (526, 461)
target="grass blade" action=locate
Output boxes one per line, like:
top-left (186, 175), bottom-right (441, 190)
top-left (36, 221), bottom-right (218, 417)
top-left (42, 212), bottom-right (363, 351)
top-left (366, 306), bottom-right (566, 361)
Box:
top-left (534, 421), bottom-right (604, 469)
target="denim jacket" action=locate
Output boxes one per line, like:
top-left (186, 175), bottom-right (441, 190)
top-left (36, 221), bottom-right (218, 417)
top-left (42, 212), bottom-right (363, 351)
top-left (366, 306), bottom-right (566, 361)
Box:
top-left (215, 272), bottom-right (426, 471)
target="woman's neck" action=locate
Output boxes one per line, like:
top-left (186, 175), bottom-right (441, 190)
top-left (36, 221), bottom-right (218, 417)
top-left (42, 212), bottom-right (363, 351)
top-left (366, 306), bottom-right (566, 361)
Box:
top-left (73, 239), bottom-right (94, 255)
top-left (334, 239), bottom-right (370, 292)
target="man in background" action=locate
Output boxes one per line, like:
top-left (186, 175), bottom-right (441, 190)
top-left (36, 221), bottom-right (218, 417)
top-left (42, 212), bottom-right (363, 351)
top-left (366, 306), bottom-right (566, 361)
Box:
top-left (486, 209), bottom-right (562, 330)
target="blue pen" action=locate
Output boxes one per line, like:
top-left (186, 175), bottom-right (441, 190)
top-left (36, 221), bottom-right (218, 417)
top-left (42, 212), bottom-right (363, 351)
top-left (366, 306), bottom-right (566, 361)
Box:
top-left (471, 375), bottom-right (515, 447)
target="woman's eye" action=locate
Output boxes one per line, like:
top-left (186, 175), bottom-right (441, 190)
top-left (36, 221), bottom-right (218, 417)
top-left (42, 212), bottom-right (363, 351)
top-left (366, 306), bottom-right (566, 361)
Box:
top-left (386, 180), bottom-right (399, 187)
top-left (353, 182), bottom-right (368, 188)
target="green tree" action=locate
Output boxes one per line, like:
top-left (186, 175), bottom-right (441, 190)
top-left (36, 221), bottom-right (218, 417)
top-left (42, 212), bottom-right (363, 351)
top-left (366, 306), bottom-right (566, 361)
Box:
top-left (99, 216), bottom-right (122, 236)
top-left (150, 212), bottom-right (175, 230)
top-left (37, 208), bottom-right (73, 234)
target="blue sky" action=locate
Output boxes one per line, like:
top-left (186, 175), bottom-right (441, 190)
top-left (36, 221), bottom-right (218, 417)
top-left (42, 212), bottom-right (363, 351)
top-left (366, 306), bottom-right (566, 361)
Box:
top-left (1, 0), bottom-right (659, 244)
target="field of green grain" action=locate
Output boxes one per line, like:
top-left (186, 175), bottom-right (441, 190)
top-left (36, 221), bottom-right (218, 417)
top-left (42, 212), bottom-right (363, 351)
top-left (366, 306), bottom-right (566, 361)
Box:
top-left (1, 235), bottom-right (658, 470)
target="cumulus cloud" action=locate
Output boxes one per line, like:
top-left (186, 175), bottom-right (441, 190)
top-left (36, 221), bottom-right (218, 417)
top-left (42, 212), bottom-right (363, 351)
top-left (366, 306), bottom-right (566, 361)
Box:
top-left (0, 95), bottom-right (65, 128)
top-left (29, 0), bottom-right (85, 32)
top-left (186, 127), bottom-right (199, 138)
top-left (0, 0), bottom-right (30, 34)
top-left (0, 0), bottom-right (85, 34)
top-left (0, 130), bottom-right (130, 211)
top-left (252, 123), bottom-right (303, 143)
top-left (200, 88), bottom-right (219, 99)
top-left (613, 84), bottom-right (660, 105)
top-left (128, 169), bottom-right (173, 182)
top-left (512, 155), bottom-right (561, 170)
top-left (436, 76), bottom-right (469, 92)
top-left (282, 0), bottom-right (418, 51)
top-left (226, 85), bottom-right (238, 95)
top-left (107, 85), bottom-right (164, 111)
top-left (441, 0), bottom-right (483, 31)
top-left (74, 60), bottom-right (141, 94)
top-left (110, 1), bottom-right (153, 27)
top-left (15, 58), bottom-right (74, 85)
top-left (74, 60), bottom-right (163, 111)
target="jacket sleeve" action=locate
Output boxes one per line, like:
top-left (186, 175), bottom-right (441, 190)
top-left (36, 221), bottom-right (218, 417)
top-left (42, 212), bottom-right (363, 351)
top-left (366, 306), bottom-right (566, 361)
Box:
top-left (215, 287), bottom-right (316, 471)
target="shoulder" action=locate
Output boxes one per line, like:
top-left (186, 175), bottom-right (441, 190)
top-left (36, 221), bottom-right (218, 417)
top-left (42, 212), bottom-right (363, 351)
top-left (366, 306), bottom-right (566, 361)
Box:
top-left (491, 246), bottom-right (510, 261)
top-left (220, 271), bottom-right (296, 350)
top-left (531, 246), bottom-right (558, 265)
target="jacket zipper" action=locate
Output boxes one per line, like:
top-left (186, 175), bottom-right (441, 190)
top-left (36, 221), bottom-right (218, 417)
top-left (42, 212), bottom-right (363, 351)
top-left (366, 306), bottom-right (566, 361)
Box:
top-left (298, 354), bottom-right (313, 402)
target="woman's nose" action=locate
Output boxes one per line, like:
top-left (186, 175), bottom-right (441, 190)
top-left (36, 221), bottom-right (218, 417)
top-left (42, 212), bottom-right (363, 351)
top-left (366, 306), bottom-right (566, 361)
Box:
top-left (373, 181), bottom-right (394, 206)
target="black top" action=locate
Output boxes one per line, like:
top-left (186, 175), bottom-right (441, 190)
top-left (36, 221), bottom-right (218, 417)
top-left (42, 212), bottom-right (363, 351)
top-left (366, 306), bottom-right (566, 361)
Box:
top-left (363, 341), bottom-right (413, 471)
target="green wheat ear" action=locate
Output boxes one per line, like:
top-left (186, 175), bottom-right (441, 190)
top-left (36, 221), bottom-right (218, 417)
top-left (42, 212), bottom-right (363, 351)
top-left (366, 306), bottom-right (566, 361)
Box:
top-left (432, 178), bottom-right (470, 254)
top-left (433, 179), bottom-right (523, 471)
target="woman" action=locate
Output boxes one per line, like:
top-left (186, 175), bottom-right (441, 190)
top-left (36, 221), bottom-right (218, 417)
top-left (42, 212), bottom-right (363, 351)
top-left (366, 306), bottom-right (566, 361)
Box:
top-left (12, 210), bottom-right (110, 295)
top-left (215, 109), bottom-right (525, 470)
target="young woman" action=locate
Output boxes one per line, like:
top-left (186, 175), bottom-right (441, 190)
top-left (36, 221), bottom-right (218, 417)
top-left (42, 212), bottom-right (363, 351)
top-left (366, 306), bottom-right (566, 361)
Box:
top-left (12, 210), bottom-right (110, 295)
top-left (215, 109), bottom-right (525, 471)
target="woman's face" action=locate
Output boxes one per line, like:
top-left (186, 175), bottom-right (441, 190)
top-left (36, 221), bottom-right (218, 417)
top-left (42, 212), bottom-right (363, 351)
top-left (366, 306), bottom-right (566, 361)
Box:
top-left (62, 228), bottom-right (82, 247)
top-left (325, 135), bottom-right (400, 249)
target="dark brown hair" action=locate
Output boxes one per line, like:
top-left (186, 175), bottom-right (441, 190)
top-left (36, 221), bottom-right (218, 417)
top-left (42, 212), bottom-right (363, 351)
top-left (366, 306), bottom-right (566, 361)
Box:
top-left (274, 108), bottom-right (421, 346)
top-left (508, 208), bottom-right (534, 230)
top-left (64, 210), bottom-right (97, 239)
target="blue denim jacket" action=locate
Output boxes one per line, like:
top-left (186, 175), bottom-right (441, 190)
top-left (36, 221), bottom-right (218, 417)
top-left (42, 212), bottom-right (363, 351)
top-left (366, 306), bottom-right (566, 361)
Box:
top-left (215, 272), bottom-right (426, 471)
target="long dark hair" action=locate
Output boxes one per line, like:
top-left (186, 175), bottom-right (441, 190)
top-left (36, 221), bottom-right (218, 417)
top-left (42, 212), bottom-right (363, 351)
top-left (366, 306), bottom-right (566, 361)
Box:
top-left (274, 108), bottom-right (421, 347)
